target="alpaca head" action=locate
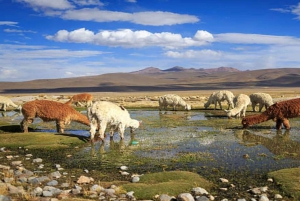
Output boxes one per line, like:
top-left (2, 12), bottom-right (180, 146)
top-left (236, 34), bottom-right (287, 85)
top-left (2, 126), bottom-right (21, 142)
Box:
top-left (129, 119), bottom-right (141, 133)
top-left (224, 109), bottom-right (233, 119)
top-left (241, 117), bottom-right (250, 128)
top-left (185, 104), bottom-right (191, 111)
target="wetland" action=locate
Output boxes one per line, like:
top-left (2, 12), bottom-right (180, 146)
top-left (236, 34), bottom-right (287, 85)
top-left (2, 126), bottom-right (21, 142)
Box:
top-left (0, 91), bottom-right (300, 200)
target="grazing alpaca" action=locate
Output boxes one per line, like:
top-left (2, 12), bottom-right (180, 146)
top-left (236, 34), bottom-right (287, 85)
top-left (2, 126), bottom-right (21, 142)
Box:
top-left (0, 96), bottom-right (22, 111)
top-left (249, 92), bottom-right (273, 112)
top-left (204, 90), bottom-right (234, 110)
top-left (159, 94), bottom-right (191, 111)
top-left (225, 94), bottom-right (250, 118)
top-left (65, 93), bottom-right (93, 107)
top-left (242, 98), bottom-right (300, 130)
top-left (21, 100), bottom-right (90, 133)
top-left (88, 101), bottom-right (141, 142)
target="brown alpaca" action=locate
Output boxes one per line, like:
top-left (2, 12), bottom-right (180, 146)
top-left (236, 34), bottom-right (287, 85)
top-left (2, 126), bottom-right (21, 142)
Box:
top-left (65, 93), bottom-right (93, 107)
top-left (242, 98), bottom-right (300, 130)
top-left (21, 100), bottom-right (90, 133)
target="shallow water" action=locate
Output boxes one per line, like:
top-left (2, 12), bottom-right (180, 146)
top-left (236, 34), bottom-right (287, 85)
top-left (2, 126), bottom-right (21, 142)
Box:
top-left (2, 109), bottom-right (300, 178)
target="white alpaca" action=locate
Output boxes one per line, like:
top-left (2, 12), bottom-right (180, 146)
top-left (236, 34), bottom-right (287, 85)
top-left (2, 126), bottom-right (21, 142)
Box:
top-left (224, 94), bottom-right (250, 118)
top-left (159, 94), bottom-right (191, 111)
top-left (204, 90), bottom-right (234, 110)
top-left (249, 92), bottom-right (273, 112)
top-left (88, 101), bottom-right (141, 141)
top-left (0, 96), bottom-right (22, 111)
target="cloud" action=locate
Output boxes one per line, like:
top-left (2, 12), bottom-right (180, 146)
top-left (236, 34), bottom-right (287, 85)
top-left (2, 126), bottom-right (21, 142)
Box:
top-left (165, 49), bottom-right (222, 59)
top-left (15, 0), bottom-right (74, 11)
top-left (72, 0), bottom-right (104, 6)
top-left (4, 29), bottom-right (36, 33)
top-left (271, 2), bottom-right (300, 20)
top-left (125, 0), bottom-right (137, 3)
top-left (61, 8), bottom-right (199, 25)
top-left (214, 33), bottom-right (300, 45)
top-left (291, 2), bottom-right (300, 19)
top-left (46, 28), bottom-right (213, 48)
top-left (0, 21), bottom-right (18, 26)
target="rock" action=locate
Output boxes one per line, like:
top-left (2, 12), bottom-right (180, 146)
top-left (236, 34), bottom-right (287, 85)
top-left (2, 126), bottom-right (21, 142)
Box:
top-left (42, 190), bottom-right (53, 197)
top-left (47, 180), bottom-right (58, 186)
top-left (159, 194), bottom-right (173, 201)
top-left (191, 187), bottom-right (209, 196)
top-left (219, 178), bottom-right (229, 183)
top-left (77, 175), bottom-right (92, 184)
top-left (274, 194), bottom-right (283, 199)
top-left (131, 176), bottom-right (140, 183)
top-left (33, 158), bottom-right (43, 163)
top-left (177, 193), bottom-right (195, 201)
top-left (31, 187), bottom-right (43, 196)
top-left (259, 194), bottom-right (269, 201)
top-left (196, 196), bottom-right (210, 201)
top-left (11, 161), bottom-right (22, 166)
top-left (0, 195), bottom-right (12, 201)
top-left (120, 165), bottom-right (128, 170)
top-left (49, 171), bottom-right (61, 179)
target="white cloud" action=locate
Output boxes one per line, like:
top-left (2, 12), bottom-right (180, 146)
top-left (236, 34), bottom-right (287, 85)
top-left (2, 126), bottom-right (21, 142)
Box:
top-left (46, 28), bottom-right (213, 48)
top-left (0, 21), bottom-right (18, 26)
top-left (165, 49), bottom-right (222, 59)
top-left (126, 0), bottom-right (137, 3)
top-left (72, 0), bottom-right (104, 6)
top-left (291, 2), bottom-right (300, 19)
top-left (4, 29), bottom-right (36, 33)
top-left (61, 8), bottom-right (199, 25)
top-left (16, 0), bottom-right (74, 10)
top-left (214, 33), bottom-right (300, 45)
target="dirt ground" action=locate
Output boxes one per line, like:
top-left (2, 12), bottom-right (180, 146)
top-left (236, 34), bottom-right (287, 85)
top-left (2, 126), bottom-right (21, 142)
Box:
top-left (3, 87), bottom-right (300, 110)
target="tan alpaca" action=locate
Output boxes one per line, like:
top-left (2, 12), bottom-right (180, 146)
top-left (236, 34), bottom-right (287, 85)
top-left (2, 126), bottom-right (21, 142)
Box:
top-left (65, 93), bottom-right (93, 107)
top-left (0, 95), bottom-right (22, 111)
top-left (21, 100), bottom-right (90, 133)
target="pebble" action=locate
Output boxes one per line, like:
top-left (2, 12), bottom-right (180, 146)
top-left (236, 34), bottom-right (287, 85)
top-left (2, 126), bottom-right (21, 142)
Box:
top-left (0, 155), bottom-right (286, 201)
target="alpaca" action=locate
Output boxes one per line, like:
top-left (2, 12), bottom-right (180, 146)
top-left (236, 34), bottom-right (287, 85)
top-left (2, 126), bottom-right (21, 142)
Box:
top-left (242, 98), bottom-right (300, 130)
top-left (249, 92), bottom-right (273, 112)
top-left (88, 101), bottom-right (141, 141)
top-left (20, 100), bottom-right (90, 133)
top-left (159, 94), bottom-right (191, 111)
top-left (65, 93), bottom-right (93, 107)
top-left (204, 90), bottom-right (234, 110)
top-left (225, 94), bottom-right (250, 118)
top-left (0, 96), bottom-right (22, 111)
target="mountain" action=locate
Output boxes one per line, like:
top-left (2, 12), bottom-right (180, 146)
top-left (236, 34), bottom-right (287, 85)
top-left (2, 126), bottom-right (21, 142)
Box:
top-left (1, 67), bottom-right (300, 93)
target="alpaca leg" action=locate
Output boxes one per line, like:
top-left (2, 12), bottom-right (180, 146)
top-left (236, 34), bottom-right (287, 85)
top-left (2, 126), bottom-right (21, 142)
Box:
top-left (98, 122), bottom-right (107, 140)
top-left (56, 121), bottom-right (65, 133)
top-left (258, 104), bottom-right (263, 112)
top-left (118, 124), bottom-right (126, 139)
top-left (282, 118), bottom-right (290, 130)
top-left (218, 101), bottom-right (222, 110)
top-left (251, 103), bottom-right (256, 112)
top-left (21, 118), bottom-right (33, 133)
top-left (109, 125), bottom-right (116, 138)
top-left (89, 119), bottom-right (98, 141)
top-left (2, 104), bottom-right (6, 111)
top-left (276, 119), bottom-right (283, 130)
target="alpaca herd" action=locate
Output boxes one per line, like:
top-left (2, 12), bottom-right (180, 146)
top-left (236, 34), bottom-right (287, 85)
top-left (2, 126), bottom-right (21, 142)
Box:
top-left (1, 90), bottom-right (299, 142)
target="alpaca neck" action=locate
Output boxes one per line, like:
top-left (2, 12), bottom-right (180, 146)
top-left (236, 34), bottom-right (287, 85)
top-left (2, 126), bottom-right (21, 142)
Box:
top-left (230, 105), bottom-right (244, 116)
top-left (248, 112), bottom-right (271, 125)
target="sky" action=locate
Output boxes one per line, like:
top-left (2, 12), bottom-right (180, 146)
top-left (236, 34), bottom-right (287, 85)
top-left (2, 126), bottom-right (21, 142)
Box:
top-left (1, 0), bottom-right (300, 82)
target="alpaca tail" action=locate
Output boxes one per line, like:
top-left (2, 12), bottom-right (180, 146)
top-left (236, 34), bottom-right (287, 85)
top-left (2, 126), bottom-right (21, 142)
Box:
top-left (65, 98), bottom-right (73, 105)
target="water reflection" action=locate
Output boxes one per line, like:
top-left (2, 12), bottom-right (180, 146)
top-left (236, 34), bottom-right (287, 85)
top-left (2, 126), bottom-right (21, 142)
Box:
top-left (236, 129), bottom-right (300, 159)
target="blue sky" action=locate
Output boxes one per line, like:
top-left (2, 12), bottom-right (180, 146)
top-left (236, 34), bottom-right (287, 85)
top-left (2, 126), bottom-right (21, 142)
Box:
top-left (1, 0), bottom-right (300, 82)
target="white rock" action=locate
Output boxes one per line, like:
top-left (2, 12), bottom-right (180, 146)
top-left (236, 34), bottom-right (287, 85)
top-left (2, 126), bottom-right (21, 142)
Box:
top-left (120, 166), bottom-right (128, 170)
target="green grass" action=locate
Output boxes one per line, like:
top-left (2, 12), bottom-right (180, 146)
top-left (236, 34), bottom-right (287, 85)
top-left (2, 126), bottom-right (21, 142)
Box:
top-left (121, 171), bottom-right (214, 199)
top-left (268, 168), bottom-right (300, 200)
top-left (0, 131), bottom-right (88, 149)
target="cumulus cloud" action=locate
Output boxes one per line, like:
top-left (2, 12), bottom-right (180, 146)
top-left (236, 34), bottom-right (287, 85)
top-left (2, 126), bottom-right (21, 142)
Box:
top-left (214, 33), bottom-right (300, 45)
top-left (46, 28), bottom-right (213, 48)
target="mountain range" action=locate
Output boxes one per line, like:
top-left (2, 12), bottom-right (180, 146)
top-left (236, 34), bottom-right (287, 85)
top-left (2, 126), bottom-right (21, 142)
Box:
top-left (1, 66), bottom-right (300, 94)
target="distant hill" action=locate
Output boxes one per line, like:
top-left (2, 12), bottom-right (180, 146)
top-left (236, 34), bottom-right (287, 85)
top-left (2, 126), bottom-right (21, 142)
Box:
top-left (1, 67), bottom-right (300, 93)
